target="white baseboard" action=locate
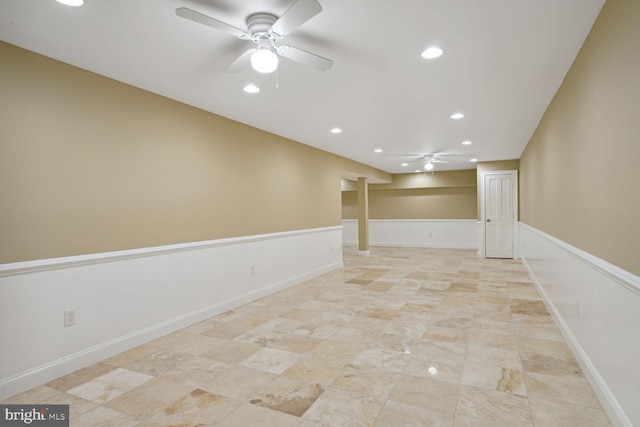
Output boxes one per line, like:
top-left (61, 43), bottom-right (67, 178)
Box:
top-left (342, 219), bottom-right (478, 249)
top-left (0, 227), bottom-right (343, 400)
top-left (519, 223), bottom-right (639, 427)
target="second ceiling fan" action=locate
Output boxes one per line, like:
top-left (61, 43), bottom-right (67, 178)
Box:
top-left (176, 0), bottom-right (333, 73)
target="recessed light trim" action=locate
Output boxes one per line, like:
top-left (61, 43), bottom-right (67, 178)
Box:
top-left (330, 127), bottom-right (342, 134)
top-left (421, 46), bottom-right (444, 59)
top-left (462, 140), bottom-right (472, 145)
top-left (243, 84), bottom-right (260, 94)
top-left (56, 0), bottom-right (84, 5)
top-left (401, 163), bottom-right (408, 167)
top-left (374, 149), bottom-right (383, 153)
top-left (470, 158), bottom-right (478, 162)
top-left (451, 113), bottom-right (464, 119)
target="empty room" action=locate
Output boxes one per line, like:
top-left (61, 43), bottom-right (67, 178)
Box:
top-left (1, 0), bottom-right (638, 426)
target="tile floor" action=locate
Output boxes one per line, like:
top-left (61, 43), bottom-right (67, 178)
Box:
top-left (2, 247), bottom-right (612, 426)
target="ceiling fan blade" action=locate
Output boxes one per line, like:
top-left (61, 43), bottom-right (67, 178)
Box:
top-left (175, 7), bottom-right (249, 39)
top-left (270, 0), bottom-right (322, 36)
top-left (277, 45), bottom-right (333, 71)
top-left (224, 49), bottom-right (255, 73)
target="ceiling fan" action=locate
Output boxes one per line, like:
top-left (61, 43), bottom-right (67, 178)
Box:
top-left (175, 0), bottom-right (333, 74)
top-left (389, 153), bottom-right (471, 171)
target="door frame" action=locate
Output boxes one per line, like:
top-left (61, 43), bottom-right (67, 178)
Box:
top-left (480, 170), bottom-right (518, 259)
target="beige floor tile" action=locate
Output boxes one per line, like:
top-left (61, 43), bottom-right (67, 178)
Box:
top-left (517, 337), bottom-right (574, 360)
top-left (331, 364), bottom-right (399, 399)
top-left (103, 345), bottom-right (158, 368)
top-left (239, 347), bottom-right (304, 374)
top-left (70, 405), bottom-right (142, 427)
top-left (48, 392), bottom-right (99, 419)
top-left (515, 323), bottom-right (564, 341)
top-left (47, 363), bottom-right (117, 392)
top-left (403, 356), bottom-right (465, 384)
top-left (201, 365), bottom-right (276, 400)
top-left (267, 334), bottom-right (324, 353)
top-left (216, 402), bottom-right (300, 427)
top-left (352, 347), bottom-right (411, 372)
top-left (66, 368), bottom-right (153, 404)
top-left (455, 384), bottom-right (532, 426)
top-left (248, 379), bottom-right (325, 417)
top-left (148, 389), bottom-right (242, 426)
top-left (524, 372), bottom-right (601, 408)
top-left (374, 399), bottom-right (455, 427)
top-left (412, 339), bottom-right (468, 363)
top-left (123, 348), bottom-right (193, 376)
top-left (200, 339), bottom-right (262, 364)
top-left (423, 325), bottom-right (469, 344)
top-left (302, 386), bottom-right (384, 427)
top-left (105, 377), bottom-right (193, 419)
top-left (521, 352), bottom-right (582, 376)
top-left (468, 329), bottom-right (519, 351)
top-left (156, 356), bottom-right (231, 389)
top-left (461, 363), bottom-right (527, 396)
top-left (465, 345), bottom-right (522, 370)
top-left (1, 385), bottom-right (61, 404)
top-left (529, 397), bottom-right (613, 427)
top-left (388, 373), bottom-right (459, 415)
top-left (147, 331), bottom-right (226, 356)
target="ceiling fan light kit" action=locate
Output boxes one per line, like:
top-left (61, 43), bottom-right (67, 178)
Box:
top-left (251, 47), bottom-right (279, 73)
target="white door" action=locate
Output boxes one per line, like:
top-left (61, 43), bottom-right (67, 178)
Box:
top-left (484, 172), bottom-right (515, 258)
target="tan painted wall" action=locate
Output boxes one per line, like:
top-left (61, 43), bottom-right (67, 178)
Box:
top-left (342, 170), bottom-right (477, 219)
top-left (0, 42), bottom-right (387, 263)
top-left (520, 0), bottom-right (640, 275)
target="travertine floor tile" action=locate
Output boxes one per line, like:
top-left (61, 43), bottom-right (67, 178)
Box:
top-left (374, 399), bottom-right (454, 427)
top-left (215, 402), bottom-right (300, 427)
top-left (302, 386), bottom-right (384, 427)
top-left (66, 368), bottom-right (153, 404)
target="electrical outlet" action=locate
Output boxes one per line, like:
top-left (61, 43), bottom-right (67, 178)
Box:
top-left (64, 309), bottom-right (76, 327)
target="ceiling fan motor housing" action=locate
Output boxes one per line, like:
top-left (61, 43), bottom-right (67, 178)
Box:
top-left (247, 13), bottom-right (279, 40)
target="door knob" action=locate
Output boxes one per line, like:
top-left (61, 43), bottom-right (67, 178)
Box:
top-left (486, 219), bottom-right (492, 222)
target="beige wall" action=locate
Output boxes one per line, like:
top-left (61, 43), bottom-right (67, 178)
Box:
top-left (520, 0), bottom-right (639, 275)
top-left (0, 42), bottom-right (386, 263)
top-left (342, 170), bottom-right (477, 219)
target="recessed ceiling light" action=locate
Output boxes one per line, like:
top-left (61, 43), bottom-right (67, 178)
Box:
top-left (243, 84), bottom-right (260, 94)
top-left (421, 47), bottom-right (444, 59)
top-left (415, 170), bottom-right (421, 173)
top-left (401, 163), bottom-right (408, 167)
top-left (331, 128), bottom-right (342, 134)
top-left (470, 158), bottom-right (478, 162)
top-left (374, 149), bottom-right (383, 153)
top-left (451, 113), bottom-right (464, 119)
top-left (56, 0), bottom-right (84, 5)
top-left (462, 140), bottom-right (472, 145)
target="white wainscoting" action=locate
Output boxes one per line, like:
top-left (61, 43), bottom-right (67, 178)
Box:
top-left (342, 219), bottom-right (479, 249)
top-left (0, 226), bottom-right (343, 400)
top-left (519, 223), bottom-right (640, 427)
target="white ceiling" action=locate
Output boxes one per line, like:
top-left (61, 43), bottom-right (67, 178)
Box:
top-left (0, 0), bottom-right (604, 174)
